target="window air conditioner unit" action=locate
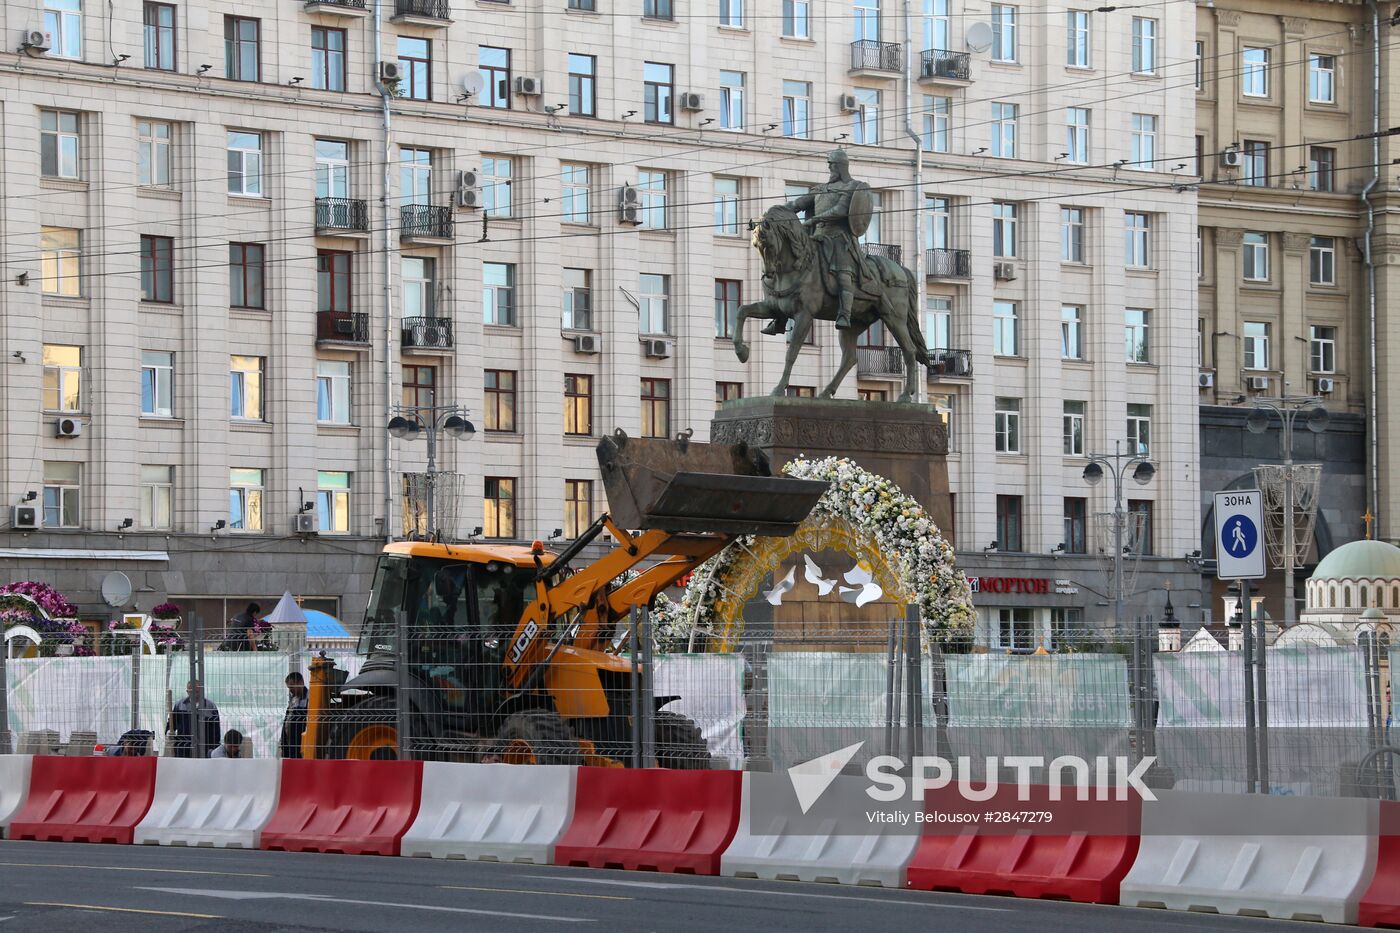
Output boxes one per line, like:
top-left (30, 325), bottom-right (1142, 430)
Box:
top-left (1219, 147), bottom-right (1242, 169)
top-left (644, 338), bottom-right (672, 359)
top-left (838, 93), bottom-right (860, 113)
top-left (572, 334), bottom-right (601, 354)
top-left (1198, 371), bottom-right (1215, 388)
top-left (294, 513), bottom-right (318, 534)
top-left (678, 91), bottom-right (704, 111)
top-left (55, 417), bottom-right (81, 438)
top-left (514, 75), bottom-right (543, 96)
top-left (459, 169), bottom-right (479, 189)
top-left (1247, 375), bottom-right (1270, 391)
top-left (618, 185), bottom-right (642, 224)
top-left (457, 186), bottom-right (481, 209)
top-left (378, 61), bottom-right (403, 83)
top-left (11, 505), bottom-right (38, 530)
top-left (1316, 376), bottom-right (1336, 393)
top-left (993, 261), bottom-right (1016, 281)
top-left (22, 30), bottom-right (52, 53)
top-left (619, 184), bottom-right (640, 206)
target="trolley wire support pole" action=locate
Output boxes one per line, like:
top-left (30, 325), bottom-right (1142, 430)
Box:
top-left (1240, 581), bottom-right (1258, 794)
top-left (191, 610), bottom-right (207, 760)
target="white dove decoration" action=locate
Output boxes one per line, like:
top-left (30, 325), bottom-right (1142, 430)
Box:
top-left (764, 565), bottom-right (797, 606)
top-left (838, 561), bottom-right (884, 607)
top-left (803, 555), bottom-right (837, 596)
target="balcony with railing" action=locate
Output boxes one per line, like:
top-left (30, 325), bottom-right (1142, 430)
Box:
top-left (926, 247), bottom-right (972, 279)
top-left (850, 40), bottom-right (902, 76)
top-left (919, 48), bottom-right (972, 83)
top-left (856, 345), bottom-right (904, 378)
top-left (927, 348), bottom-right (973, 379)
top-left (316, 310), bottom-right (370, 347)
top-left (315, 198), bottom-right (369, 237)
top-left (402, 316), bottom-right (454, 351)
top-left (400, 204), bottom-right (453, 243)
top-left (302, 0), bottom-right (368, 16)
top-left (392, 0), bottom-right (451, 24)
top-left (864, 242), bottom-right (902, 264)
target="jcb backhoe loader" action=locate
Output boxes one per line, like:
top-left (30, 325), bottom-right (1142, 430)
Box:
top-left (301, 429), bottom-right (827, 766)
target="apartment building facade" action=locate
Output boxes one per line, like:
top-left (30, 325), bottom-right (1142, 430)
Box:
top-left (0, 0), bottom-right (1200, 641)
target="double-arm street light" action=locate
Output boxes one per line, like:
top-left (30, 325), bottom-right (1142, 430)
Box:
top-left (1083, 441), bottom-right (1157, 633)
top-left (387, 404), bottom-right (475, 540)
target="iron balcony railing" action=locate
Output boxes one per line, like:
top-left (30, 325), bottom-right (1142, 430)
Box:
top-left (920, 48), bottom-right (972, 81)
top-left (394, 0), bottom-right (450, 18)
top-left (927, 348), bottom-right (974, 378)
top-left (315, 197), bottom-right (369, 233)
top-left (855, 345), bottom-right (904, 377)
top-left (926, 247), bottom-right (972, 279)
top-left (399, 204), bottom-right (453, 240)
top-left (316, 310), bottom-right (369, 344)
top-left (850, 39), bottom-right (902, 73)
top-left (402, 316), bottom-right (454, 350)
top-left (864, 242), bottom-right (902, 264)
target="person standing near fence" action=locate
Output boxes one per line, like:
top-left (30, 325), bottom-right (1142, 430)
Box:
top-left (280, 671), bottom-right (308, 759)
top-left (224, 602), bottom-right (262, 651)
top-left (167, 680), bottom-right (221, 758)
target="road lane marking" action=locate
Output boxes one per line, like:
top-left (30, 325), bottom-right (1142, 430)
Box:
top-left (441, 885), bottom-right (631, 901)
top-left (139, 887), bottom-right (595, 923)
top-left (523, 875), bottom-right (1008, 911)
top-left (25, 902), bottom-right (222, 919)
top-left (0, 861), bottom-right (268, 878)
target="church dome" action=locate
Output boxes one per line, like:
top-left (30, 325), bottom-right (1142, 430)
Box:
top-left (1311, 539), bottom-right (1400, 581)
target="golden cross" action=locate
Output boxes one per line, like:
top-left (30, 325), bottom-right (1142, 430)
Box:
top-left (1363, 509), bottom-right (1376, 540)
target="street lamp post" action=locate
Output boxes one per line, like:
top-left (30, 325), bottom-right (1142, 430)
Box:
top-left (387, 404), bottom-right (475, 540)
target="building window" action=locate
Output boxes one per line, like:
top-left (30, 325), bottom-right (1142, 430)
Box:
top-left (229, 243), bottom-right (265, 309)
top-left (991, 3), bottom-right (1016, 62)
top-left (644, 0), bottom-right (673, 19)
top-left (783, 0), bottom-right (809, 37)
top-left (1310, 237), bottom-right (1336, 286)
top-left (1194, 40), bottom-right (1204, 89)
top-left (139, 465), bottom-right (173, 530)
top-left (1131, 17), bottom-right (1156, 74)
top-left (996, 608), bottom-right (1034, 650)
top-left (1130, 113), bottom-right (1156, 169)
top-left (1063, 497), bottom-right (1087, 554)
top-left (714, 177), bottom-right (741, 234)
top-left (482, 155), bottom-right (513, 218)
top-left (1066, 10), bottom-right (1090, 68)
top-left (40, 110), bottom-right (80, 179)
top-left (227, 131), bottom-right (263, 196)
top-left (923, 0), bottom-right (951, 51)
top-left (397, 36), bottom-right (431, 100)
top-left (1242, 231), bottom-right (1269, 282)
top-left (994, 397), bottom-right (1020, 453)
top-left (1308, 146), bottom-right (1335, 192)
top-left (996, 496), bottom-right (1023, 552)
top-left (1129, 500), bottom-right (1153, 555)
top-left (1194, 135), bottom-right (1205, 176)
top-left (561, 163), bottom-right (591, 224)
top-left (1126, 403), bottom-right (1151, 455)
top-left (716, 381), bottom-right (743, 408)
top-left (1061, 305), bottom-right (1083, 359)
top-left (229, 355), bottom-right (264, 420)
top-left (641, 378), bottom-right (671, 438)
top-left (224, 16), bottom-right (260, 81)
top-left (228, 467), bottom-right (264, 532)
top-left (720, 70), bottom-right (745, 130)
top-left (853, 0), bottom-right (880, 41)
top-left (40, 227), bottom-right (81, 296)
top-left (1310, 325), bottom-right (1337, 373)
top-left (1063, 400), bottom-right (1085, 456)
top-left (316, 360), bottom-right (351, 424)
top-left (1241, 46), bottom-right (1269, 97)
top-left (568, 53), bottom-right (596, 116)
top-left (42, 345), bottom-right (82, 412)
top-left (993, 301), bottom-right (1019, 356)
top-left (317, 471), bottom-right (350, 533)
top-left (1125, 308), bottom-right (1150, 362)
top-left (853, 88), bottom-right (880, 145)
top-left (317, 249), bottom-right (353, 313)
top-left (316, 139), bottom-right (349, 200)
top-left (720, 0), bottom-right (743, 26)
top-left (638, 170), bottom-right (667, 229)
top-left (1242, 140), bottom-right (1268, 187)
top-left (479, 46), bottom-right (510, 108)
top-left (1243, 321), bottom-right (1271, 370)
top-left (143, 2), bottom-right (175, 70)
top-left (1065, 106), bottom-right (1089, 163)
top-left (563, 267), bottom-right (592, 329)
top-left (564, 479), bottom-right (594, 539)
top-left (857, 388), bottom-right (888, 401)
top-left (926, 296), bottom-right (951, 350)
top-left (399, 146), bottom-right (432, 205)
top-left (1309, 53), bottom-right (1336, 103)
top-left (923, 95), bottom-right (950, 152)
top-left (43, 462), bottom-right (81, 528)
top-left (565, 374), bottom-right (593, 435)
top-left (640, 273), bottom-right (669, 334)
top-left (402, 256), bottom-right (434, 318)
top-left (925, 196), bottom-right (951, 250)
top-left (714, 279), bottom-right (743, 338)
top-left (140, 235), bottom-right (173, 303)
top-left (1124, 212), bottom-right (1151, 268)
top-left (484, 478), bottom-right (516, 538)
top-left (140, 350), bottom-right (173, 417)
top-left (402, 364), bottom-right (436, 409)
top-left (644, 61), bottom-right (674, 124)
top-left (992, 201), bottom-right (1017, 258)
top-left (43, 0), bottom-right (83, 59)
top-left (991, 102), bottom-right (1017, 158)
top-left (137, 120), bottom-right (172, 186)
top-left (783, 81), bottom-right (811, 139)
top-left (483, 262), bottom-right (516, 326)
top-left (484, 370), bottom-right (517, 432)
top-left (311, 27), bottom-right (346, 92)
top-left (1060, 207), bottom-right (1085, 263)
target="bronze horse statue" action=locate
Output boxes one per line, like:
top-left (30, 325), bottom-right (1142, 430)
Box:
top-left (733, 205), bottom-right (929, 402)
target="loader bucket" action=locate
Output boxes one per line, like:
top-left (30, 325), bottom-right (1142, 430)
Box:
top-left (596, 429), bottom-right (829, 536)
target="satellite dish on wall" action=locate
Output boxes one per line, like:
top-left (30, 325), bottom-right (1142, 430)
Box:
top-left (965, 21), bottom-right (994, 53)
top-left (101, 570), bottom-right (133, 608)
top-left (462, 72), bottom-right (485, 98)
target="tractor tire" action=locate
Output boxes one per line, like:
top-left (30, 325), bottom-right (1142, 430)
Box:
top-left (329, 695), bottom-right (400, 761)
top-left (495, 710), bottom-right (582, 766)
top-left (653, 711), bottom-right (711, 769)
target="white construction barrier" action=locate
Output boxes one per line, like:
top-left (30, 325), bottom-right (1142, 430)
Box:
top-left (134, 758), bottom-right (281, 848)
top-left (720, 773), bottom-right (918, 887)
top-left (401, 762), bottom-right (576, 863)
top-left (1119, 791), bottom-right (1379, 923)
top-left (0, 755), bottom-right (33, 837)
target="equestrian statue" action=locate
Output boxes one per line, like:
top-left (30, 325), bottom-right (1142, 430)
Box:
top-left (733, 149), bottom-right (929, 402)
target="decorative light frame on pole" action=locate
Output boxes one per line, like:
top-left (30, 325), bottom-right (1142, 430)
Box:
top-left (386, 404), bottom-right (475, 541)
top-left (1082, 440), bottom-right (1157, 634)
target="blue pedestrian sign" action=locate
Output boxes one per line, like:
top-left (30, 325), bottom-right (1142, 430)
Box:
top-left (1214, 489), bottom-right (1266, 580)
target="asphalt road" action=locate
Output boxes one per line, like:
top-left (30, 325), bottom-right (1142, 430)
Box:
top-left (0, 839), bottom-right (1350, 932)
